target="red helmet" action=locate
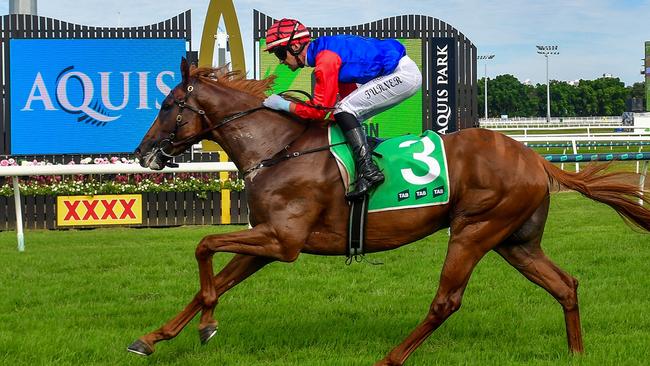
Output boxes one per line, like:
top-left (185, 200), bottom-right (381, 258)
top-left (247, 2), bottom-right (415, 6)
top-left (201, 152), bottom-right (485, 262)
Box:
top-left (264, 18), bottom-right (311, 51)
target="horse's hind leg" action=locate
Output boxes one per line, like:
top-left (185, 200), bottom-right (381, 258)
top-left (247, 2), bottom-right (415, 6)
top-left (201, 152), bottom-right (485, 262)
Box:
top-left (128, 254), bottom-right (272, 355)
top-left (495, 242), bottom-right (583, 353)
top-left (495, 197), bottom-right (584, 353)
top-left (377, 219), bottom-right (519, 366)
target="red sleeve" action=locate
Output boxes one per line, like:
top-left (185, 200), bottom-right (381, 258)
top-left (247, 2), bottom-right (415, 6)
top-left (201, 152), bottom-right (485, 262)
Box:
top-left (338, 82), bottom-right (358, 99)
top-left (294, 50), bottom-right (341, 120)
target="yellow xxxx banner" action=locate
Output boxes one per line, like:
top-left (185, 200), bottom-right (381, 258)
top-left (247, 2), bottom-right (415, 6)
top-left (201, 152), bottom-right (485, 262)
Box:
top-left (57, 195), bottom-right (142, 227)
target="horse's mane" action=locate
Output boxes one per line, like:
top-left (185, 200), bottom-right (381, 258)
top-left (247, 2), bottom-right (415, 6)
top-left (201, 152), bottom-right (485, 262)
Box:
top-left (190, 65), bottom-right (275, 100)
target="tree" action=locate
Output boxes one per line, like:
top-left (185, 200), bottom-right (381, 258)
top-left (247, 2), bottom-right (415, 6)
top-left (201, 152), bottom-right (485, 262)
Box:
top-left (588, 77), bottom-right (627, 115)
top-left (478, 74), bottom-right (634, 118)
top-left (627, 81), bottom-right (646, 111)
top-left (628, 81), bottom-right (646, 98)
top-left (549, 81), bottom-right (576, 117)
top-left (484, 74), bottom-right (536, 117)
top-left (574, 81), bottom-right (598, 116)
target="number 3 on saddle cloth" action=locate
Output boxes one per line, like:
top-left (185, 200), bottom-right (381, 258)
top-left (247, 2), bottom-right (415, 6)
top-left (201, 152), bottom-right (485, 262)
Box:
top-left (328, 125), bottom-right (450, 211)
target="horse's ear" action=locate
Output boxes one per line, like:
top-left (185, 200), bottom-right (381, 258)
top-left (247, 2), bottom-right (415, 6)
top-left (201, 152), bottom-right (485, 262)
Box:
top-left (180, 57), bottom-right (190, 83)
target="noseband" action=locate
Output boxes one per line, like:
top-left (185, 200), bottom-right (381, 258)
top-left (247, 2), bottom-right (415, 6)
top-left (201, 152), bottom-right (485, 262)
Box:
top-left (158, 83), bottom-right (265, 158)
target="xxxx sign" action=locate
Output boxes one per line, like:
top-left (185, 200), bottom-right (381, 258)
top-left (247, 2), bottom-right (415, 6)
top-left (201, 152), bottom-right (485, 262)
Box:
top-left (57, 195), bottom-right (142, 227)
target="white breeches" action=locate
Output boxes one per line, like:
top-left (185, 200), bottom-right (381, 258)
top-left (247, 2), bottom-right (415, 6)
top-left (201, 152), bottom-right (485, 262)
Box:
top-left (334, 55), bottom-right (422, 120)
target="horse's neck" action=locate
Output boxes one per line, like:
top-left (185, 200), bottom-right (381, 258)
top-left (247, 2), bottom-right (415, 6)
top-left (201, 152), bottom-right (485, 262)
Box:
top-left (209, 98), bottom-right (308, 172)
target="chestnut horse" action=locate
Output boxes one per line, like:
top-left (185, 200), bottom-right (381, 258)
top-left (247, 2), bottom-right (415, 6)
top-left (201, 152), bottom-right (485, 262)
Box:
top-left (130, 59), bottom-right (650, 365)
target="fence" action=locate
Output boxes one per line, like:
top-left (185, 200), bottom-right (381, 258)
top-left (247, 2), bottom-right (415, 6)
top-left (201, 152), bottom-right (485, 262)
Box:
top-left (543, 152), bottom-right (649, 206)
top-left (2, 143), bottom-right (648, 252)
top-left (0, 162), bottom-right (244, 251)
top-left (542, 152), bottom-right (650, 163)
top-left (513, 135), bottom-right (650, 173)
top-left (505, 129), bottom-right (650, 139)
top-left (0, 191), bottom-right (249, 227)
top-left (480, 116), bottom-right (623, 129)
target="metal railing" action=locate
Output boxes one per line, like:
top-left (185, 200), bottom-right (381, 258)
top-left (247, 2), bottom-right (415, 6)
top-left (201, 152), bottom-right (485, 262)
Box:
top-left (0, 162), bottom-right (238, 252)
top-left (480, 116), bottom-right (623, 129)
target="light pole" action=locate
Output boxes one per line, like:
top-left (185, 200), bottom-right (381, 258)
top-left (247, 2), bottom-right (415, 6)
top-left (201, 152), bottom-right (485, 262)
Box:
top-left (536, 45), bottom-right (559, 122)
top-left (478, 54), bottom-right (495, 119)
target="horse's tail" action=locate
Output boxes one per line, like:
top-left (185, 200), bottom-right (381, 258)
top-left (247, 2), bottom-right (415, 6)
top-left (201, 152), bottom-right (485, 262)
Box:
top-left (541, 158), bottom-right (650, 232)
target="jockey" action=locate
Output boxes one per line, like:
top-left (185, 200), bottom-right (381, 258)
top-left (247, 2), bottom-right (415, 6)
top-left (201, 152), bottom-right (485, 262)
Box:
top-left (262, 18), bottom-right (422, 201)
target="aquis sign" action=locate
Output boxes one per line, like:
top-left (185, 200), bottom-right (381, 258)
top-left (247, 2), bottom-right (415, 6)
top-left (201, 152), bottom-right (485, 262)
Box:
top-left (9, 39), bottom-right (186, 155)
top-left (56, 195), bottom-right (142, 227)
top-left (431, 38), bottom-right (457, 134)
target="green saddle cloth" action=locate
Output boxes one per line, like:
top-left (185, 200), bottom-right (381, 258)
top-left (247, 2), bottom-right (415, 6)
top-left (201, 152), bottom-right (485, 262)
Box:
top-left (328, 125), bottom-right (450, 212)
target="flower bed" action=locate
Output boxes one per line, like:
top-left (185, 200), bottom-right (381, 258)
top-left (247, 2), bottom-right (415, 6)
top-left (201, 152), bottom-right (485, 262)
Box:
top-left (0, 157), bottom-right (245, 198)
top-left (0, 156), bottom-right (250, 229)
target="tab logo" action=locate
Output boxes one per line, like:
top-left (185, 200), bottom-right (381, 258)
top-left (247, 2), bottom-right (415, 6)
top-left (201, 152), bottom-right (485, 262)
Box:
top-left (415, 188), bottom-right (428, 199)
top-left (57, 194), bottom-right (142, 226)
top-left (397, 189), bottom-right (410, 202)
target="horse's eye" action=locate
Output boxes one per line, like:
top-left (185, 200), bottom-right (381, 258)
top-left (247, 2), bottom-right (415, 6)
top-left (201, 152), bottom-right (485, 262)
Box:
top-left (161, 103), bottom-right (172, 111)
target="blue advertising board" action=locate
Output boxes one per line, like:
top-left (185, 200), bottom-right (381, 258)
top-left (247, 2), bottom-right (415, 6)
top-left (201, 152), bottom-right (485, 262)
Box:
top-left (10, 39), bottom-right (187, 154)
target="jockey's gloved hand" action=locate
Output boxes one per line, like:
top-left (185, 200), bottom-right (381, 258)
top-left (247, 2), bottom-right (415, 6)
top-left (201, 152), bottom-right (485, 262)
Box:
top-left (263, 94), bottom-right (291, 112)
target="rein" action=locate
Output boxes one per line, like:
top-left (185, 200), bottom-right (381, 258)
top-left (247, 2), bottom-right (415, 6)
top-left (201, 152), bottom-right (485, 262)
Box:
top-left (278, 90), bottom-right (336, 111)
top-left (160, 85), bottom-right (343, 177)
top-left (242, 140), bottom-right (346, 177)
top-left (159, 83), bottom-right (267, 157)
top-left (241, 90), bottom-right (343, 176)
top-left (167, 106), bottom-right (267, 151)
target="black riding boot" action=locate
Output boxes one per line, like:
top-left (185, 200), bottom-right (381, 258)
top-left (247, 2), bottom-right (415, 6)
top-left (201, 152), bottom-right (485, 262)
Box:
top-left (335, 112), bottom-right (384, 200)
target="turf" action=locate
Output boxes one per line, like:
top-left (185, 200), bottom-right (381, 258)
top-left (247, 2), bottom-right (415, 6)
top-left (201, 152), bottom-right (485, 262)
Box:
top-left (0, 192), bottom-right (649, 366)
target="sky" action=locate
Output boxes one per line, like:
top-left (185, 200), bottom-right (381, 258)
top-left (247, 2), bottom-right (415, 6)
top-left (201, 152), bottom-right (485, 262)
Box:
top-left (2, 0), bottom-right (649, 86)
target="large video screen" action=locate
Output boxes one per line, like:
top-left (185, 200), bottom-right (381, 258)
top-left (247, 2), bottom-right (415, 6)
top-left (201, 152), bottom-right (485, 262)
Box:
top-left (10, 39), bottom-right (187, 154)
top-left (259, 38), bottom-right (423, 138)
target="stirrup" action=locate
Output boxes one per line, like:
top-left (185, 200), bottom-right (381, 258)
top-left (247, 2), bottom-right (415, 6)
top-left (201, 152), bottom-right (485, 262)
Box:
top-left (346, 176), bottom-right (381, 201)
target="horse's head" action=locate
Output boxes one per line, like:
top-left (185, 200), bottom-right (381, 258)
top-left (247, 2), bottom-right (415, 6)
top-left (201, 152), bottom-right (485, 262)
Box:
top-left (135, 58), bottom-right (215, 169)
top-left (135, 59), bottom-right (281, 170)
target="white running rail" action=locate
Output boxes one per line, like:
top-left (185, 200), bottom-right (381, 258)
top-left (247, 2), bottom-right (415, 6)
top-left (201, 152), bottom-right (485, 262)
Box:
top-left (480, 116), bottom-right (623, 128)
top-left (0, 162), bottom-right (238, 252)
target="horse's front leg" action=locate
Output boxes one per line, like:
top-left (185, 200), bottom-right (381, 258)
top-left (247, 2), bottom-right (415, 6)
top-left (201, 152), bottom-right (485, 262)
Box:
top-left (194, 224), bottom-right (304, 342)
top-left (128, 254), bottom-right (273, 355)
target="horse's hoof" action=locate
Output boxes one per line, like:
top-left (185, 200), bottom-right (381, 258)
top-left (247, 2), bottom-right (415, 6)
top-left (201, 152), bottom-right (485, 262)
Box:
top-left (199, 324), bottom-right (218, 345)
top-left (127, 339), bottom-right (154, 356)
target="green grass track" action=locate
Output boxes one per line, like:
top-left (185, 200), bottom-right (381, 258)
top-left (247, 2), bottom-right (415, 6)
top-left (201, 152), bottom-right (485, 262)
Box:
top-left (1, 192), bottom-right (649, 365)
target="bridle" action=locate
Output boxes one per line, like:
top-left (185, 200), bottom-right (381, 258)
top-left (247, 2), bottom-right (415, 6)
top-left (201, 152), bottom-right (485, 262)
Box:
top-left (154, 83), bottom-right (343, 177)
top-left (157, 82), bottom-right (265, 158)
